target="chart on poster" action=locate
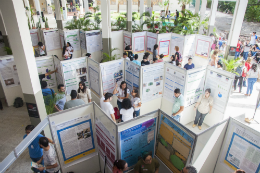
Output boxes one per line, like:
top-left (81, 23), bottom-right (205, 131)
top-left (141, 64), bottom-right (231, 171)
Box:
top-left (56, 115), bottom-right (95, 164)
top-left (124, 32), bottom-right (132, 49)
top-left (100, 59), bottom-right (124, 94)
top-left (80, 30), bottom-right (86, 50)
top-left (30, 29), bottom-right (39, 47)
top-left (86, 31), bottom-right (102, 53)
top-left (132, 32), bottom-right (145, 54)
top-left (125, 61), bottom-right (140, 92)
top-left (120, 118), bottom-right (157, 168)
top-left (195, 35), bottom-right (211, 59)
top-left (142, 63), bottom-right (164, 103)
top-left (88, 63), bottom-right (100, 95)
top-left (163, 67), bottom-right (186, 103)
top-left (146, 32), bottom-right (157, 54)
top-left (61, 57), bottom-right (88, 95)
top-left (43, 30), bottom-right (61, 51)
top-left (0, 58), bottom-right (20, 88)
top-left (170, 34), bottom-right (184, 55)
top-left (64, 30), bottom-right (80, 51)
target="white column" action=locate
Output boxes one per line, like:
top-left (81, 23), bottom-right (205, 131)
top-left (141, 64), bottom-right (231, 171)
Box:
top-left (54, 0), bottom-right (63, 29)
top-left (0, 0), bottom-right (51, 137)
top-left (195, 0), bottom-right (200, 14)
top-left (0, 11), bottom-right (9, 47)
top-left (207, 0), bottom-right (218, 35)
top-left (62, 0), bottom-right (68, 20)
top-left (79, 0), bottom-right (84, 14)
top-left (127, 0), bottom-right (132, 32)
top-left (199, 0), bottom-right (207, 34)
top-left (46, 0), bottom-right (52, 6)
top-left (84, 0), bottom-right (89, 13)
top-left (101, 0), bottom-right (112, 56)
top-left (33, 0), bottom-right (43, 27)
top-left (140, 0), bottom-right (144, 24)
top-left (147, 0), bottom-right (151, 7)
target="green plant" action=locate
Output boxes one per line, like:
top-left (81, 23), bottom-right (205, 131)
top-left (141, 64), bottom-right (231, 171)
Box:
top-left (218, 1), bottom-right (236, 14)
top-left (159, 0), bottom-right (169, 11)
top-left (28, 16), bottom-right (31, 29)
top-left (178, 0), bottom-right (192, 11)
top-left (112, 15), bottom-right (127, 31)
top-left (36, 18), bottom-right (41, 29)
top-left (29, 5), bottom-right (35, 18)
top-left (93, 12), bottom-right (102, 30)
top-left (132, 12), bottom-right (151, 32)
top-left (102, 48), bottom-right (120, 62)
top-left (4, 47), bottom-right (12, 55)
top-left (76, 4), bottom-right (80, 11)
top-left (222, 58), bottom-right (241, 74)
top-left (51, 5), bottom-right (55, 11)
top-left (45, 17), bottom-right (49, 28)
top-left (31, 16), bottom-right (35, 28)
top-left (44, 94), bottom-right (63, 115)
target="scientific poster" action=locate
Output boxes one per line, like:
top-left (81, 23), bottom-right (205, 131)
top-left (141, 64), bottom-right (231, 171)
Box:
top-left (163, 67), bottom-right (186, 103)
top-left (61, 57), bottom-right (88, 95)
top-left (64, 30), bottom-right (80, 51)
top-left (88, 63), bottom-right (100, 95)
top-left (30, 29), bottom-right (39, 47)
top-left (204, 71), bottom-right (232, 113)
top-left (125, 61), bottom-right (140, 92)
top-left (36, 58), bottom-right (57, 88)
top-left (43, 30), bottom-right (61, 51)
top-left (53, 56), bottom-right (63, 85)
top-left (56, 115), bottom-right (95, 164)
top-left (185, 69), bottom-right (206, 107)
top-left (156, 114), bottom-right (194, 172)
top-left (158, 33), bottom-right (171, 57)
top-left (124, 32), bottom-right (132, 49)
top-left (182, 35), bottom-right (196, 67)
top-left (146, 32), bottom-right (157, 54)
top-left (170, 34), bottom-right (184, 56)
top-left (86, 31), bottom-right (102, 53)
top-left (132, 32), bottom-right (146, 54)
top-left (100, 59), bottom-right (124, 94)
top-left (60, 31), bottom-right (65, 49)
top-left (80, 30), bottom-right (86, 50)
top-left (95, 117), bottom-right (116, 171)
top-left (142, 63), bottom-right (164, 103)
top-left (195, 35), bottom-right (212, 59)
top-left (0, 58), bottom-right (20, 88)
top-left (120, 118), bottom-right (157, 168)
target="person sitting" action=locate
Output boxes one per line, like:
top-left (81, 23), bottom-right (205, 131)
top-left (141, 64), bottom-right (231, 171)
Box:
top-left (62, 46), bottom-right (71, 60)
top-left (122, 52), bottom-right (130, 61)
top-left (132, 54), bottom-right (141, 66)
top-left (41, 81), bottom-right (55, 106)
top-left (157, 54), bottom-right (164, 63)
top-left (54, 84), bottom-right (66, 112)
top-left (120, 98), bottom-right (134, 122)
top-left (184, 58), bottom-right (195, 70)
top-left (182, 165), bottom-right (197, 173)
top-left (172, 88), bottom-right (184, 122)
top-left (134, 151), bottom-right (160, 173)
top-left (77, 82), bottom-right (92, 104)
top-left (141, 55), bottom-right (151, 66)
top-left (100, 93), bottom-right (116, 123)
top-left (38, 42), bottom-right (46, 56)
top-left (113, 160), bottom-right (128, 173)
top-left (64, 90), bottom-right (85, 110)
top-left (86, 53), bottom-right (91, 58)
top-left (170, 55), bottom-right (179, 66)
top-left (217, 62), bottom-right (223, 70)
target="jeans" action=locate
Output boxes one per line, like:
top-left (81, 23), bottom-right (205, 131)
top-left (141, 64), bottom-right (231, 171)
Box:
top-left (194, 110), bottom-right (207, 126)
top-left (234, 51), bottom-right (240, 59)
top-left (117, 100), bottom-right (122, 111)
top-left (243, 52), bottom-right (249, 60)
top-left (31, 157), bottom-right (44, 173)
top-left (251, 51), bottom-right (257, 57)
top-left (134, 110), bottom-right (140, 117)
top-left (247, 78), bottom-right (257, 94)
top-left (234, 76), bottom-right (243, 92)
top-left (172, 115), bottom-right (180, 122)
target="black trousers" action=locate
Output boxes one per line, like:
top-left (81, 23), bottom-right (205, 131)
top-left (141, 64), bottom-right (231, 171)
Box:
top-left (0, 100), bottom-right (2, 109)
top-left (234, 76), bottom-right (243, 92)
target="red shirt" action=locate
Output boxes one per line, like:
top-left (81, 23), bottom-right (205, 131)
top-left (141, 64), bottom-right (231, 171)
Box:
top-left (242, 62), bottom-right (251, 77)
top-left (236, 43), bottom-right (241, 52)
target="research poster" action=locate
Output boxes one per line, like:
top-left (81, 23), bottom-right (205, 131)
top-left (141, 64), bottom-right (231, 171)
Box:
top-left (120, 118), bottom-right (157, 168)
top-left (158, 33), bottom-right (171, 57)
top-left (146, 32), bottom-right (157, 54)
top-left (56, 115), bottom-right (95, 164)
top-left (64, 30), bottom-right (80, 51)
top-left (182, 35), bottom-right (196, 66)
top-left (124, 32), bottom-right (132, 49)
top-left (170, 34), bottom-right (184, 56)
top-left (195, 35), bottom-right (212, 59)
top-left (163, 67), bottom-right (186, 103)
top-left (61, 57), bottom-right (88, 95)
top-left (204, 70), bottom-right (232, 113)
top-left (156, 114), bottom-right (194, 172)
top-left (36, 58), bottom-right (57, 88)
top-left (185, 68), bottom-right (206, 107)
top-left (125, 61), bottom-right (140, 92)
top-left (80, 30), bottom-right (86, 50)
top-left (100, 59), bottom-right (124, 94)
top-left (88, 63), bottom-right (100, 95)
top-left (86, 31), bottom-right (102, 53)
top-left (132, 32), bottom-right (146, 54)
top-left (43, 30), bottom-right (61, 51)
top-left (53, 56), bottom-right (63, 85)
top-left (95, 117), bottom-right (116, 171)
top-left (30, 29), bottom-right (39, 47)
top-left (0, 58), bottom-right (20, 88)
top-left (142, 63), bottom-right (164, 103)
top-left (60, 31), bottom-right (65, 49)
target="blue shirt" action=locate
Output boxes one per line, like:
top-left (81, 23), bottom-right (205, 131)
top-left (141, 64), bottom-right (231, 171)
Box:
top-left (218, 40), bottom-right (223, 48)
top-left (23, 134), bottom-right (44, 158)
top-left (184, 63), bottom-right (195, 70)
top-left (172, 94), bottom-right (184, 114)
top-left (55, 93), bottom-right (66, 110)
top-left (42, 88), bottom-right (54, 96)
top-left (132, 60), bottom-right (141, 66)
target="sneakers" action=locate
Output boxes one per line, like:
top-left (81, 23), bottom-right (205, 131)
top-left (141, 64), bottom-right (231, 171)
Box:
top-left (192, 124), bottom-right (196, 128)
top-left (198, 126), bottom-right (202, 130)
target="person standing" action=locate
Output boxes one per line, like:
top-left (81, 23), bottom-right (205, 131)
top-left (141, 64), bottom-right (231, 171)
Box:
top-left (153, 44), bottom-right (159, 60)
top-left (38, 42), bottom-right (46, 56)
top-left (234, 39), bottom-right (241, 59)
top-left (54, 84), bottom-right (66, 112)
top-left (62, 46), bottom-right (71, 60)
top-left (250, 32), bottom-right (258, 45)
top-left (120, 98), bottom-right (134, 122)
top-left (77, 82), bottom-right (92, 104)
top-left (124, 45), bottom-right (133, 59)
top-left (245, 63), bottom-right (259, 96)
top-left (131, 89), bottom-right (141, 117)
top-left (66, 42), bottom-right (74, 59)
top-left (174, 46), bottom-right (181, 62)
top-left (184, 58), bottom-right (195, 70)
top-left (243, 40), bottom-right (251, 61)
top-left (100, 93), bottom-right (116, 123)
top-left (132, 54), bottom-right (141, 66)
top-left (172, 88), bottom-right (184, 122)
top-left (113, 81), bottom-right (130, 111)
top-left (176, 10), bottom-right (179, 19)
top-left (243, 57), bottom-right (252, 87)
top-left (41, 81), bottom-right (55, 106)
top-left (210, 50), bottom-right (219, 67)
top-left (193, 89), bottom-right (213, 130)
top-left (234, 61), bottom-right (246, 93)
top-left (170, 55), bottom-right (179, 66)
top-left (134, 151), bottom-right (160, 173)
top-left (64, 90), bottom-right (85, 110)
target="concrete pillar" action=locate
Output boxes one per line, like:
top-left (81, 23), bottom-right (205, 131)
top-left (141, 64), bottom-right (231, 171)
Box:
top-left (84, 0), bottom-right (89, 13)
top-left (54, 0), bottom-right (63, 29)
top-left (62, 0), bottom-right (68, 21)
top-left (0, 11), bottom-right (10, 48)
top-left (207, 0), bottom-right (218, 35)
top-left (147, 0), bottom-right (151, 7)
top-left (140, 0), bottom-right (144, 24)
top-left (195, 0), bottom-right (200, 14)
top-left (224, 0), bottom-right (248, 59)
top-left (33, 0), bottom-right (43, 27)
top-left (101, 0), bottom-right (112, 58)
top-left (79, 0), bottom-right (84, 14)
top-left (23, 0), bottom-right (31, 17)
top-left (127, 0), bottom-right (132, 32)
top-left (0, 0), bottom-right (51, 137)
top-left (199, 0), bottom-right (207, 34)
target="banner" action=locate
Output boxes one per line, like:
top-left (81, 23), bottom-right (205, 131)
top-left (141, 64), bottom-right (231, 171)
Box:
top-left (88, 63), bottom-right (100, 95)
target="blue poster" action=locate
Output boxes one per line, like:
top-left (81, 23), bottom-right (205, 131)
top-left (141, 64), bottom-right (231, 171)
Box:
top-left (120, 118), bottom-right (157, 168)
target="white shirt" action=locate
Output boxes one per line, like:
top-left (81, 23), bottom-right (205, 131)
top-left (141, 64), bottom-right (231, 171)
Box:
top-left (117, 87), bottom-right (130, 102)
top-left (131, 96), bottom-right (141, 111)
top-left (100, 96), bottom-right (114, 116)
top-left (43, 145), bottom-right (60, 173)
top-left (39, 46), bottom-right (45, 55)
top-left (247, 69), bottom-right (259, 78)
top-left (251, 35), bottom-right (257, 45)
top-left (120, 107), bottom-right (134, 122)
top-left (122, 57), bottom-right (130, 61)
top-left (68, 46), bottom-right (74, 54)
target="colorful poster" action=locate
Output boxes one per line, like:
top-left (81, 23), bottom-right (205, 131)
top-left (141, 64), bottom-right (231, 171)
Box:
top-left (88, 63), bottom-right (100, 95)
top-left (30, 29), bottom-right (39, 47)
top-left (142, 63), bottom-right (164, 103)
top-left (159, 40), bottom-right (170, 57)
top-left (132, 32), bottom-right (146, 54)
top-left (100, 59), bottom-right (124, 94)
top-left (120, 118), bottom-right (157, 168)
top-left (204, 71), bottom-right (232, 113)
top-left (80, 30), bottom-right (86, 50)
top-left (182, 35), bottom-right (196, 67)
top-left (170, 34), bottom-right (184, 56)
top-left (156, 114), bottom-right (194, 172)
top-left (125, 61), bottom-right (140, 92)
top-left (124, 32), bottom-right (132, 49)
top-left (163, 67), bottom-right (186, 103)
top-left (86, 31), bottom-right (102, 53)
top-left (146, 32), bottom-right (157, 54)
top-left (43, 30), bottom-right (61, 51)
top-left (65, 30), bottom-right (80, 51)
top-left (0, 58), bottom-right (20, 88)
top-left (56, 115), bottom-right (95, 164)
top-left (195, 35), bottom-right (212, 59)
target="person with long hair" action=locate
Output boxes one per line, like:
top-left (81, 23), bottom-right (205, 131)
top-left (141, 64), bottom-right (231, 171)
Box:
top-left (243, 57), bottom-right (252, 87)
top-left (120, 98), bottom-right (134, 122)
top-left (153, 44), bottom-right (159, 60)
top-left (174, 46), bottom-right (181, 62)
top-left (66, 42), bottom-right (74, 59)
top-left (245, 63), bottom-right (259, 96)
top-left (113, 160), bottom-right (128, 173)
top-left (131, 89), bottom-right (141, 117)
top-left (234, 60), bottom-right (246, 93)
top-left (62, 46), bottom-right (70, 60)
top-left (77, 82), bottom-right (92, 103)
top-left (113, 81), bottom-right (130, 111)
top-left (210, 50), bottom-right (219, 67)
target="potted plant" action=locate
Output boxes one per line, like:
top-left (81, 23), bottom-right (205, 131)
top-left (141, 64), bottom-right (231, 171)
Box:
top-left (31, 17), bottom-right (36, 29)
top-left (28, 16), bottom-right (31, 29)
top-left (36, 18), bottom-right (41, 29)
top-left (102, 48), bottom-right (119, 62)
top-left (4, 47), bottom-right (12, 55)
top-left (45, 17), bottom-right (49, 30)
top-left (222, 58), bottom-right (241, 74)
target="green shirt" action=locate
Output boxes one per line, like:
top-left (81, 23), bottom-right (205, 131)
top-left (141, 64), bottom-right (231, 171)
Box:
top-left (134, 158), bottom-right (160, 173)
top-left (64, 99), bottom-right (85, 110)
top-left (172, 94), bottom-right (184, 114)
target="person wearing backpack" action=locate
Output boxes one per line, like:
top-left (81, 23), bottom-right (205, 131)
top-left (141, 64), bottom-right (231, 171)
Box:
top-left (234, 60), bottom-right (246, 93)
top-left (174, 46), bottom-right (182, 62)
top-left (41, 81), bottom-right (55, 106)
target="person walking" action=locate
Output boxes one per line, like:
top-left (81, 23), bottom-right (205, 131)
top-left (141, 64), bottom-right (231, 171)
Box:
top-left (77, 82), bottom-right (92, 104)
top-left (172, 88), bottom-right (184, 122)
top-left (245, 63), bottom-right (259, 96)
top-left (100, 93), bottom-right (116, 123)
top-left (243, 40), bottom-right (251, 61)
top-left (234, 61), bottom-right (246, 93)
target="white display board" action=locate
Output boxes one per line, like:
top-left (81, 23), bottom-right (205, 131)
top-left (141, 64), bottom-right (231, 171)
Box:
top-left (53, 56), bottom-right (63, 86)
top-left (194, 35), bottom-right (212, 59)
top-left (0, 57), bottom-right (20, 88)
top-left (43, 30), bottom-right (61, 51)
top-left (64, 29), bottom-right (81, 51)
top-left (142, 63), bottom-right (164, 103)
top-left (125, 60), bottom-right (141, 92)
top-left (80, 30), bottom-right (86, 50)
top-left (146, 32), bottom-right (157, 54)
top-left (158, 33), bottom-right (171, 58)
top-left (30, 29), bottom-right (39, 47)
top-left (123, 31), bottom-right (132, 49)
top-left (88, 58), bottom-right (100, 96)
top-left (60, 57), bottom-right (88, 95)
top-left (59, 30), bottom-right (65, 49)
top-left (170, 33), bottom-right (185, 56)
top-left (86, 30), bottom-right (102, 53)
top-left (182, 35), bottom-right (196, 67)
top-left (132, 32), bottom-right (146, 54)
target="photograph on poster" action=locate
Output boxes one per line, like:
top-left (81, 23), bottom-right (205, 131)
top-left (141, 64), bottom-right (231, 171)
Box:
top-left (0, 58), bottom-right (20, 88)
top-left (156, 114), bottom-right (194, 172)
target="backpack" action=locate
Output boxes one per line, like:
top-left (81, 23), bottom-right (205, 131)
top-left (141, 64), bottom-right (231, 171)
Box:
top-left (43, 89), bottom-right (55, 106)
top-left (235, 66), bottom-right (243, 77)
top-left (177, 51), bottom-right (182, 62)
top-left (13, 97), bottom-right (24, 108)
top-left (114, 107), bottom-right (120, 120)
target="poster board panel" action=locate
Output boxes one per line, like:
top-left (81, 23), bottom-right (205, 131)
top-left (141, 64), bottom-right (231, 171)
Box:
top-left (158, 33), bottom-right (171, 58)
top-left (88, 58), bottom-right (101, 96)
top-left (86, 30), bottom-right (102, 53)
top-left (80, 30), bottom-right (86, 50)
top-left (43, 29), bottom-right (61, 52)
top-left (182, 35), bottom-right (196, 68)
top-left (146, 32), bottom-right (158, 54)
top-left (111, 30), bottom-right (124, 59)
top-left (125, 60), bottom-right (141, 92)
top-left (53, 56), bottom-right (63, 86)
top-left (123, 31), bottom-right (132, 49)
top-left (30, 29), bottom-right (40, 47)
top-left (170, 33), bottom-right (185, 56)
top-left (132, 32), bottom-right (146, 54)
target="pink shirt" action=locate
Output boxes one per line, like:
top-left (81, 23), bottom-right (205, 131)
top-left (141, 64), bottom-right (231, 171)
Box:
top-left (157, 59), bottom-right (163, 62)
top-left (113, 167), bottom-right (122, 173)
